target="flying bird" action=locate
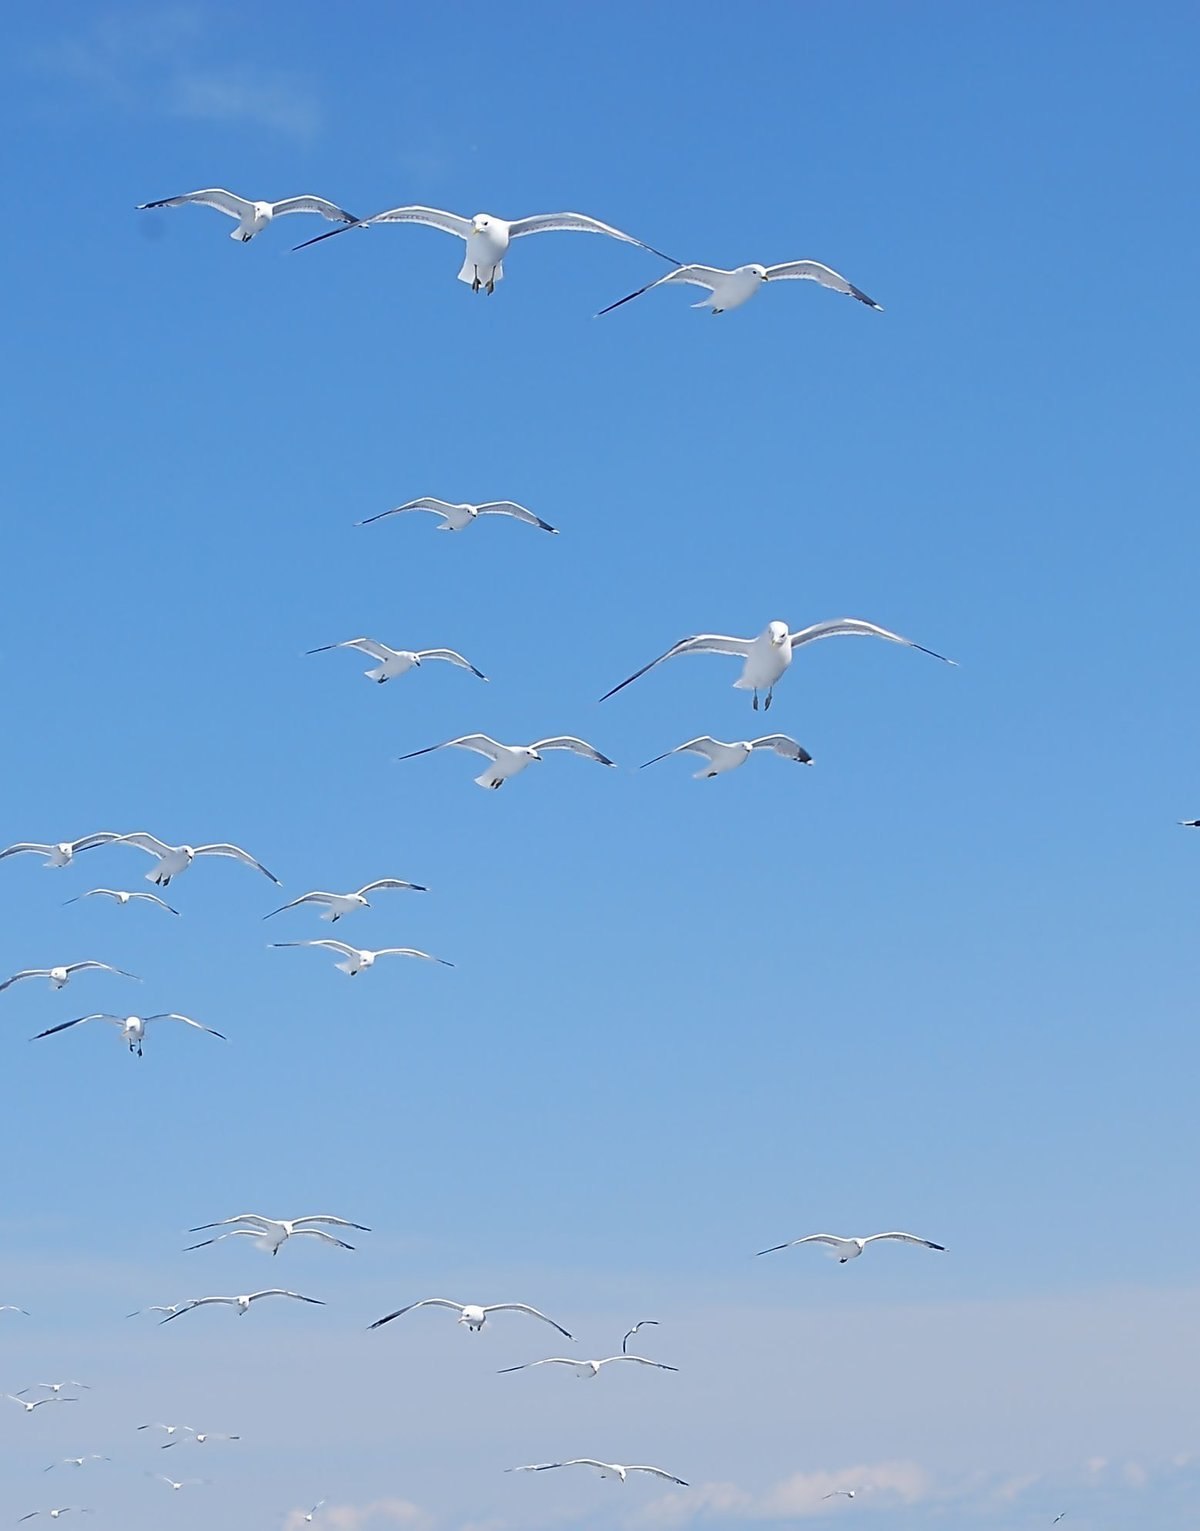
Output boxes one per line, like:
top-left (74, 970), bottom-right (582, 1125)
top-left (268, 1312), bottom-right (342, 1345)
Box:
top-left (0, 961), bottom-right (139, 996)
top-left (1052, 1516), bottom-right (1067, 1526)
top-left (601, 618), bottom-right (955, 711)
top-left (0, 834), bottom-right (123, 869)
top-left (31, 1012), bottom-right (225, 1057)
top-left (622, 1319), bottom-right (658, 1354)
top-left (302, 1503), bottom-right (326, 1523)
top-left (111, 833), bottom-right (278, 887)
top-left (186, 1212), bottom-right (369, 1255)
top-left (756, 1231), bottom-right (945, 1263)
top-left (641, 735), bottom-right (813, 778)
top-left (499, 1355), bottom-right (677, 1379)
top-left (508, 1460), bottom-right (688, 1486)
top-left (824, 1489), bottom-right (860, 1500)
top-left (598, 258), bottom-right (881, 316)
top-left (294, 205), bottom-right (675, 292)
top-left (136, 188), bottom-right (359, 242)
top-left (264, 881), bottom-right (426, 922)
top-left (269, 940), bottom-right (452, 976)
top-left (397, 734), bottom-right (615, 789)
top-left (127, 1306), bottom-right (185, 1320)
top-left (306, 637), bottom-right (488, 683)
top-left (149, 1473), bottom-right (208, 1490)
top-left (356, 498), bottom-right (557, 535)
top-left (6, 1395), bottom-right (76, 1414)
top-left (43, 1460), bottom-right (107, 1473)
top-left (161, 1428), bottom-right (239, 1449)
top-left (18, 1383), bottom-right (90, 1397)
top-left (63, 889), bottom-right (179, 915)
top-left (160, 1291), bottom-right (325, 1322)
top-left (370, 1298), bottom-right (572, 1338)
top-left (137, 1424), bottom-right (189, 1437)
top-left (17, 1511), bottom-right (90, 1522)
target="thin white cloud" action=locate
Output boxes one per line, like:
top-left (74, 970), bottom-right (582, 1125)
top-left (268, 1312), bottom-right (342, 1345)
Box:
top-left (630, 1460), bottom-right (930, 1527)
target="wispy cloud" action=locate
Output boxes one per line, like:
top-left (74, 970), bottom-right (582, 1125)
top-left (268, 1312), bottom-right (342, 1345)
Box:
top-left (630, 1461), bottom-right (931, 1528)
top-left (31, 6), bottom-right (322, 138)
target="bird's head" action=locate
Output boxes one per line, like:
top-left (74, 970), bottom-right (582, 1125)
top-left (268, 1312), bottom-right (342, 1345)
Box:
top-left (748, 263), bottom-right (769, 281)
top-left (410, 653), bottom-right (423, 667)
top-left (527, 748), bottom-right (543, 762)
top-left (766, 620), bottom-right (789, 646)
top-left (471, 215), bottom-right (492, 234)
top-left (54, 842), bottom-right (72, 857)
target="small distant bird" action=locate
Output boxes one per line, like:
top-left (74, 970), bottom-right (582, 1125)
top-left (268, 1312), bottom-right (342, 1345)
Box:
top-left (1052, 1516), bottom-right (1067, 1525)
top-left (499, 1354), bottom-right (677, 1379)
top-left (0, 834), bottom-right (123, 869)
top-left (31, 1012), bottom-right (225, 1057)
top-left (295, 205), bottom-right (675, 292)
top-left (160, 1291), bottom-right (324, 1322)
top-left (824, 1489), bottom-right (859, 1500)
top-left (17, 1511), bottom-right (90, 1522)
top-left (0, 961), bottom-right (139, 996)
top-left (64, 888), bottom-right (180, 915)
top-left (508, 1459), bottom-right (687, 1486)
top-left (6, 1395), bottom-right (76, 1414)
top-left (18, 1383), bottom-right (90, 1397)
top-left (306, 636), bottom-right (488, 683)
top-left (186, 1212), bottom-right (368, 1255)
top-left (397, 734), bottom-right (615, 790)
top-left (264, 881), bottom-right (426, 922)
top-left (137, 1424), bottom-right (189, 1438)
top-left (357, 497), bottom-right (558, 536)
top-left (598, 258), bottom-right (881, 317)
top-left (148, 1473), bottom-right (207, 1491)
top-left (270, 940), bottom-right (451, 977)
top-left (756, 1231), bottom-right (945, 1263)
top-left (370, 1298), bottom-right (572, 1338)
top-left (302, 1503), bottom-right (326, 1523)
top-left (161, 1428), bottom-right (238, 1449)
top-left (641, 735), bottom-right (813, 778)
top-left (622, 1320), bottom-right (658, 1354)
top-left (136, 188), bottom-right (359, 242)
top-left (43, 1460), bottom-right (107, 1473)
top-left (112, 833), bottom-right (278, 887)
top-left (602, 618), bottom-right (955, 712)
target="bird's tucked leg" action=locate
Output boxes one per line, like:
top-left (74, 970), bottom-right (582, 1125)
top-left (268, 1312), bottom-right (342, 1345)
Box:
top-left (752, 690), bottom-right (760, 710)
top-left (764, 689), bottom-right (773, 711)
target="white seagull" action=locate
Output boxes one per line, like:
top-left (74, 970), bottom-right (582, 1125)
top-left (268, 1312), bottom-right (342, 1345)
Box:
top-left (0, 834), bottom-right (123, 869)
top-left (137, 1424), bottom-right (190, 1438)
top-left (17, 1511), bottom-right (91, 1522)
top-left (161, 1428), bottom-right (239, 1449)
top-left (823, 1489), bottom-right (861, 1500)
top-left (18, 1383), bottom-right (90, 1397)
top-left (149, 1474), bottom-right (207, 1491)
top-left (370, 1298), bottom-right (573, 1338)
top-left (295, 205), bottom-right (675, 292)
top-left (356, 497), bottom-right (557, 535)
top-left (306, 636), bottom-right (488, 683)
top-left (0, 961), bottom-right (139, 996)
top-left (269, 940), bottom-right (452, 976)
top-left (63, 888), bottom-right (180, 915)
top-left (264, 880), bottom-right (426, 922)
top-left (302, 1502), bottom-right (326, 1523)
top-left (499, 1355), bottom-right (677, 1379)
top-left (6, 1395), bottom-right (76, 1414)
top-left (756, 1231), bottom-right (945, 1263)
top-left (641, 735), bottom-right (813, 778)
top-left (622, 1319), bottom-right (658, 1354)
top-left (31, 1012), bottom-right (226, 1057)
top-left (112, 833), bottom-right (278, 887)
top-left (185, 1212), bottom-right (369, 1255)
top-left (509, 1460), bottom-right (688, 1486)
top-left (43, 1460), bottom-right (108, 1473)
top-left (136, 188), bottom-right (359, 242)
top-left (598, 258), bottom-right (881, 316)
top-left (160, 1291), bottom-right (324, 1322)
top-left (398, 734), bottom-right (615, 789)
top-left (601, 618), bottom-right (955, 711)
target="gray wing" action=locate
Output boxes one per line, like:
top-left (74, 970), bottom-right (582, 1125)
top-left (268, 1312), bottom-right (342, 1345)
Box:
top-left (475, 501), bottom-right (558, 533)
top-left (368, 1297), bottom-right (463, 1330)
top-left (397, 735), bottom-right (504, 763)
top-left (145, 1013), bottom-right (227, 1041)
top-left (66, 960), bottom-right (141, 980)
top-left (600, 634), bottom-right (754, 701)
top-left (0, 969), bottom-right (48, 992)
top-left (765, 259), bottom-right (881, 309)
top-left (293, 204), bottom-right (470, 252)
top-left (532, 737), bottom-right (615, 766)
top-left (596, 264), bottom-right (729, 316)
top-left (628, 1466), bottom-right (690, 1485)
top-left (640, 738), bottom-right (722, 769)
top-left (755, 1234), bottom-right (843, 1256)
top-left (749, 735), bottom-right (813, 764)
top-left (270, 195), bottom-right (359, 223)
top-left (291, 1215), bottom-right (371, 1231)
top-left (414, 650), bottom-right (488, 680)
top-left (482, 1302), bottom-right (573, 1338)
top-left (604, 1355), bottom-right (678, 1370)
top-left (355, 878), bottom-right (428, 896)
top-left (71, 832), bottom-right (127, 852)
top-left (306, 637), bottom-right (394, 660)
top-left (371, 948), bottom-right (454, 966)
top-left (862, 1231), bottom-right (945, 1250)
top-left (356, 498), bottom-right (455, 528)
top-left (193, 844), bottom-right (280, 883)
top-left (30, 1014), bottom-right (116, 1041)
top-left (113, 832), bottom-right (173, 856)
top-left (788, 618), bottom-right (955, 664)
top-left (0, 842), bottom-right (52, 860)
top-left (508, 212), bottom-right (677, 263)
top-left (137, 188), bottom-right (254, 219)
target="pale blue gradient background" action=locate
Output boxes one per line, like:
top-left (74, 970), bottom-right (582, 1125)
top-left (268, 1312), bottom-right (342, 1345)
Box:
top-left (2, 3), bottom-right (1198, 1530)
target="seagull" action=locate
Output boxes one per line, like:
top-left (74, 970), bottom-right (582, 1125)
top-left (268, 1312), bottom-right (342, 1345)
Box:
top-left (160, 1291), bottom-right (324, 1322)
top-left (18, 1383), bottom-right (90, 1397)
top-left (369, 1298), bottom-right (573, 1338)
top-left (756, 1231), bottom-right (946, 1263)
top-left (356, 498), bottom-right (558, 535)
top-left (306, 636), bottom-right (489, 683)
top-left (270, 940), bottom-right (452, 976)
top-left (397, 734), bottom-right (615, 789)
top-left (111, 833), bottom-right (278, 887)
top-left (1052, 1516), bottom-right (1067, 1525)
top-left (136, 188), bottom-right (359, 242)
top-left (0, 1305), bottom-right (30, 1315)
top-left (17, 1511), bottom-right (91, 1522)
top-left (137, 1424), bottom-right (189, 1437)
top-left (0, 834), bottom-right (124, 869)
top-left (601, 618), bottom-right (955, 711)
top-left (63, 888), bottom-right (180, 915)
top-left (0, 961), bottom-right (139, 996)
top-left (6, 1395), bottom-right (76, 1414)
top-left (622, 1320), bottom-right (658, 1354)
top-left (161, 1429), bottom-right (239, 1449)
top-left (302, 1502), bottom-right (326, 1523)
top-left (597, 258), bottom-right (881, 317)
top-left (264, 880), bottom-right (427, 923)
top-left (43, 1460), bottom-right (108, 1473)
top-left (127, 1306), bottom-right (185, 1320)
top-left (31, 1012), bottom-right (225, 1057)
top-left (149, 1473), bottom-right (208, 1490)
top-left (508, 1460), bottom-right (688, 1486)
top-left (294, 205), bottom-right (675, 292)
top-left (823, 1489), bottom-right (860, 1500)
top-left (499, 1355), bottom-right (677, 1379)
top-left (185, 1212), bottom-right (369, 1255)
top-left (641, 735), bottom-right (813, 778)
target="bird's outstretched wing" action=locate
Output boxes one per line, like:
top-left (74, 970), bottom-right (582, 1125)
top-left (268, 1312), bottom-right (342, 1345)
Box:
top-left (194, 844), bottom-right (280, 883)
top-left (765, 259), bottom-right (881, 309)
top-left (271, 196), bottom-right (359, 224)
top-left (475, 501), bottom-right (558, 534)
top-left (415, 650), bottom-right (488, 680)
top-left (600, 634), bottom-right (754, 701)
top-left (531, 738), bottom-right (615, 767)
top-left (356, 878), bottom-right (428, 896)
top-left (292, 1215), bottom-right (371, 1231)
top-left (750, 735), bottom-right (813, 764)
top-left (137, 188), bottom-right (254, 219)
top-left (145, 1013), bottom-right (226, 1041)
top-left (640, 738), bottom-right (722, 769)
top-left (755, 1234), bottom-right (842, 1256)
top-left (397, 735), bottom-right (504, 763)
top-left (30, 1014), bottom-right (116, 1041)
top-left (306, 637), bottom-right (394, 660)
top-left (596, 264), bottom-right (728, 316)
top-left (483, 1302), bottom-right (573, 1338)
top-left (294, 204), bottom-right (470, 251)
top-left (788, 618), bottom-right (955, 664)
top-left (356, 497), bottom-right (455, 527)
top-left (862, 1231), bottom-right (945, 1250)
top-left (628, 1465), bottom-right (689, 1484)
top-left (372, 948), bottom-right (454, 966)
top-left (508, 212), bottom-right (677, 264)
top-left (368, 1298), bottom-right (463, 1330)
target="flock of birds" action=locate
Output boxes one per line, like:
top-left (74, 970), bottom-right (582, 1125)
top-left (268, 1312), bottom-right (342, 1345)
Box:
top-left (0, 178), bottom-right (1082, 1528)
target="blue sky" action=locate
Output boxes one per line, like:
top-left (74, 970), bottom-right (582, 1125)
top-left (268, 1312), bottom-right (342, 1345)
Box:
top-left (2, 2), bottom-right (1198, 1528)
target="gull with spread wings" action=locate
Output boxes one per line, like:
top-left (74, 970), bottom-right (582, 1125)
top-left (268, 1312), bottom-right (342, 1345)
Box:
top-left (30, 1012), bottom-right (225, 1057)
top-left (756, 1231), bottom-right (945, 1263)
top-left (112, 833), bottom-right (278, 888)
top-left (397, 734), bottom-right (615, 790)
top-left (641, 735), bottom-right (813, 778)
top-left (508, 1459), bottom-right (688, 1486)
top-left (269, 940), bottom-right (451, 977)
top-left (185, 1212), bottom-right (369, 1255)
top-left (0, 960), bottom-right (139, 996)
top-left (137, 188), bottom-right (359, 242)
top-left (598, 257), bottom-right (881, 316)
top-left (264, 881), bottom-right (426, 922)
top-left (306, 636), bottom-right (488, 683)
top-left (356, 498), bottom-right (557, 535)
top-left (370, 1298), bottom-right (572, 1338)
